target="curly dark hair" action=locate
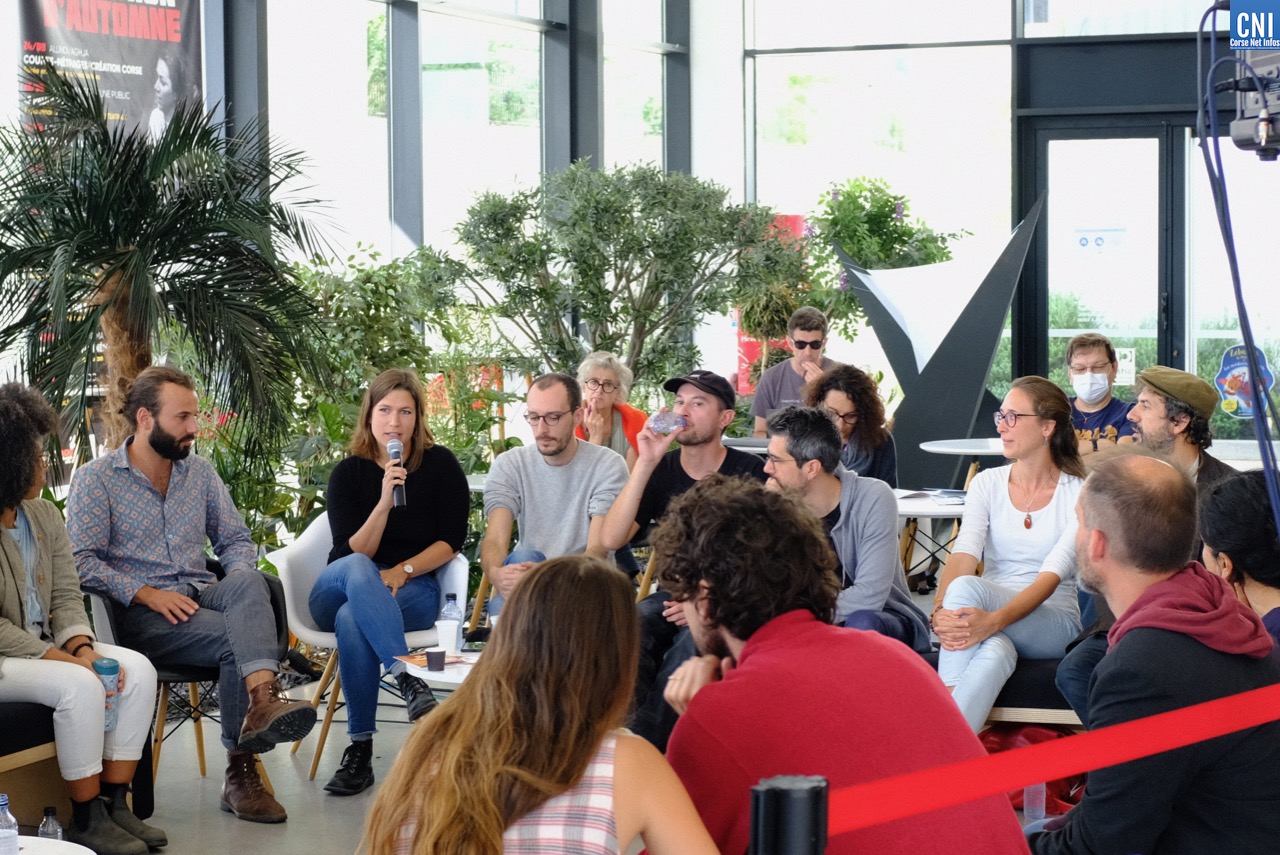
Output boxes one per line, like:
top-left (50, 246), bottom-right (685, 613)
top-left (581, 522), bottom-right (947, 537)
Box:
top-left (1163, 396), bottom-right (1214, 451)
top-left (651, 474), bottom-right (838, 639)
top-left (0, 384), bottom-right (58, 511)
top-left (803, 364), bottom-right (890, 452)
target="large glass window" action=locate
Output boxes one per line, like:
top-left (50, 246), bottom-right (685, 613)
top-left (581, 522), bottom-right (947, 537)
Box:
top-left (1044, 137), bottom-right (1159, 399)
top-left (1022, 0), bottom-right (1228, 38)
top-left (751, 0), bottom-right (1009, 48)
top-left (421, 13), bottom-right (543, 246)
top-left (753, 47), bottom-right (1011, 240)
top-left (1187, 137), bottom-right (1280, 439)
top-left (266, 0), bottom-right (391, 256)
top-left (603, 0), bottom-right (666, 168)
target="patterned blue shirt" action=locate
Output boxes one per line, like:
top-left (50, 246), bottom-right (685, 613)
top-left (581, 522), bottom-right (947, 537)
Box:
top-left (67, 438), bottom-right (257, 605)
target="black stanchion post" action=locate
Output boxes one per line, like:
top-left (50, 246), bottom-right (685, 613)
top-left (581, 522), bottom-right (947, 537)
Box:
top-left (748, 775), bottom-right (828, 855)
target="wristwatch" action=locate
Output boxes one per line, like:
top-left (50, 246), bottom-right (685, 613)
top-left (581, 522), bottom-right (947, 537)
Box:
top-left (403, 564), bottom-right (414, 575)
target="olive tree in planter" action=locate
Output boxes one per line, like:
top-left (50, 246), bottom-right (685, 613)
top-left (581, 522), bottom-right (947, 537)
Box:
top-left (0, 68), bottom-right (327, 463)
top-left (441, 161), bottom-right (809, 387)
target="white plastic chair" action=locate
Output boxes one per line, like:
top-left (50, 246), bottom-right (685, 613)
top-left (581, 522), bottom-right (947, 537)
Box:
top-left (267, 512), bottom-right (469, 779)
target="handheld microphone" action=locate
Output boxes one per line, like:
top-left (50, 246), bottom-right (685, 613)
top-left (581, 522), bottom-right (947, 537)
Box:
top-left (387, 439), bottom-right (407, 508)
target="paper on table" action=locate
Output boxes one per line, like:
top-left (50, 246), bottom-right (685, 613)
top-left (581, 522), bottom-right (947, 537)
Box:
top-left (395, 652), bottom-right (470, 667)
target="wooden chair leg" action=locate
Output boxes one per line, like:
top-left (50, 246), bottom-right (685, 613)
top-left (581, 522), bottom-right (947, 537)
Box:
top-left (188, 682), bottom-right (207, 777)
top-left (293, 652), bottom-right (338, 755)
top-left (468, 575), bottom-right (491, 631)
top-left (636, 560), bottom-right (655, 602)
top-left (308, 671), bottom-right (342, 781)
top-left (152, 683), bottom-right (170, 780)
top-left (255, 756), bottom-right (274, 795)
top-left (899, 517), bottom-right (919, 577)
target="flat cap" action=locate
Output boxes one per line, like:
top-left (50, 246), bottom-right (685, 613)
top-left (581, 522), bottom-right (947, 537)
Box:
top-left (1136, 366), bottom-right (1218, 420)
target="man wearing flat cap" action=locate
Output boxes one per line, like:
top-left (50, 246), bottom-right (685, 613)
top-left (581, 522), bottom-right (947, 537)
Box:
top-left (1125, 365), bottom-right (1234, 484)
top-left (1056, 365), bottom-right (1236, 725)
top-left (601, 369), bottom-right (765, 750)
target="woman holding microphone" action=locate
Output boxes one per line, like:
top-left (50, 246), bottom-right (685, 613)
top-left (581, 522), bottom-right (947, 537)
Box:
top-left (310, 369), bottom-right (469, 796)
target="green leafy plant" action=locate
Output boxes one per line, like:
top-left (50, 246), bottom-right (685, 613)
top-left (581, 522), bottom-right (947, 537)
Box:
top-left (0, 67), bottom-right (328, 472)
top-left (443, 160), bottom-right (809, 386)
top-left (807, 177), bottom-right (968, 340)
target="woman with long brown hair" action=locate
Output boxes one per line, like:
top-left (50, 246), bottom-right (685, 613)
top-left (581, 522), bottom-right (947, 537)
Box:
top-left (932, 376), bottom-right (1086, 731)
top-left (362, 556), bottom-right (717, 855)
top-left (311, 369), bottom-right (469, 795)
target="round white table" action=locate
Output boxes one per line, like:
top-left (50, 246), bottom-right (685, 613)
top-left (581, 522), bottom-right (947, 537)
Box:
top-left (17, 839), bottom-right (93, 854)
top-left (406, 655), bottom-right (479, 691)
top-left (895, 493), bottom-right (967, 576)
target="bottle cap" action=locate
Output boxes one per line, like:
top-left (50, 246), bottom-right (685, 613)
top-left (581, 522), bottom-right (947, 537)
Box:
top-left (43, 806), bottom-right (57, 816)
top-left (0, 794), bottom-right (8, 806)
top-left (92, 658), bottom-right (120, 676)
top-left (446, 593), bottom-right (457, 601)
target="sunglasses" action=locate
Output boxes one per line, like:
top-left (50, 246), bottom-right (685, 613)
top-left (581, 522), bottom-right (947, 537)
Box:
top-left (791, 339), bottom-right (825, 350)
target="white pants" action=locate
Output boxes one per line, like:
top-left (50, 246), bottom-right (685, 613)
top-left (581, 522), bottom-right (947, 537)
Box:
top-left (0, 643), bottom-right (157, 781)
top-left (937, 575), bottom-right (1081, 732)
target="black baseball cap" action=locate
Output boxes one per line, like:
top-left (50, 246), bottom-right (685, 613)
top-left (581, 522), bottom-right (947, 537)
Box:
top-left (663, 370), bottom-right (735, 410)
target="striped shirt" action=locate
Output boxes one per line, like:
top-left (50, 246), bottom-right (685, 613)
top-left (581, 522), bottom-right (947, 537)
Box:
top-left (394, 733), bottom-right (619, 854)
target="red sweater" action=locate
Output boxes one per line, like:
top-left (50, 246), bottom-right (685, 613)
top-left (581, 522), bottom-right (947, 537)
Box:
top-left (666, 611), bottom-right (1029, 855)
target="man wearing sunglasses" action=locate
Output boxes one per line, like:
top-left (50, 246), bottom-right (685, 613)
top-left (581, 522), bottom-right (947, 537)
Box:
top-left (751, 307), bottom-right (838, 437)
top-left (480, 373), bottom-right (629, 608)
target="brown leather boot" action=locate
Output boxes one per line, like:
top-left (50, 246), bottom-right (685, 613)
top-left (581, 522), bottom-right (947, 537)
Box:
top-left (238, 679), bottom-right (317, 753)
top-left (220, 752), bottom-right (287, 823)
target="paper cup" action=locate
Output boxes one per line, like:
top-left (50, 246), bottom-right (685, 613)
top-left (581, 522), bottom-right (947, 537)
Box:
top-left (425, 648), bottom-right (446, 671)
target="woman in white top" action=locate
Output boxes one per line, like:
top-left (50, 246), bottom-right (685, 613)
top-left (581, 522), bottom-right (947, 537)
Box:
top-left (932, 376), bottom-right (1085, 731)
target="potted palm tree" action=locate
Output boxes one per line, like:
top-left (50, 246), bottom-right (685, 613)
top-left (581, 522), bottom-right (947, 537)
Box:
top-left (0, 67), bottom-right (327, 467)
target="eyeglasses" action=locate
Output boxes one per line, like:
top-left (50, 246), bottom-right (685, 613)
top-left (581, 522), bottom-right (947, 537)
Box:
top-left (583, 378), bottom-right (619, 393)
top-left (765, 453), bottom-right (799, 466)
top-left (1068, 362), bottom-right (1111, 374)
top-left (791, 338), bottom-right (825, 350)
top-left (993, 410), bottom-right (1038, 428)
top-left (825, 407), bottom-right (858, 426)
top-left (524, 410), bottom-right (571, 426)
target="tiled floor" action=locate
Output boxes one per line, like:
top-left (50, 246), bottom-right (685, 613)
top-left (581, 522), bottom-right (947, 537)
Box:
top-left (137, 684), bottom-right (412, 853)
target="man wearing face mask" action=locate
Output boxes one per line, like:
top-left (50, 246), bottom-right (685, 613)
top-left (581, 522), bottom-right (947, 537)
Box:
top-left (1065, 333), bottom-right (1134, 456)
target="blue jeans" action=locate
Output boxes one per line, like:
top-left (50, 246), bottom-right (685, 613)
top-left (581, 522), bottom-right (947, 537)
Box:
top-left (309, 553), bottom-right (440, 737)
top-left (122, 569), bottom-right (280, 750)
top-left (937, 575), bottom-right (1081, 731)
top-left (487, 549), bottom-right (546, 617)
top-left (845, 608), bottom-right (912, 644)
top-left (1055, 633), bottom-right (1108, 728)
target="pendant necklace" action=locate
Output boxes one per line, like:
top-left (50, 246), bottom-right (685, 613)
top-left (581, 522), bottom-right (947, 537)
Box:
top-left (1019, 470), bottom-right (1050, 529)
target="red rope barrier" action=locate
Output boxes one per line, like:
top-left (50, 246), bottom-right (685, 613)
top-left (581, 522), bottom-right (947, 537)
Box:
top-left (828, 681), bottom-right (1280, 836)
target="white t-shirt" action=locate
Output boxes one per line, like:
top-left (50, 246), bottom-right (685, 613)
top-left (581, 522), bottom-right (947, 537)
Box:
top-left (952, 464), bottom-right (1082, 616)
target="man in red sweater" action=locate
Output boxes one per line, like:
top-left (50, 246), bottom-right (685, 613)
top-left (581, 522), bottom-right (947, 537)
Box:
top-left (653, 475), bottom-right (1028, 855)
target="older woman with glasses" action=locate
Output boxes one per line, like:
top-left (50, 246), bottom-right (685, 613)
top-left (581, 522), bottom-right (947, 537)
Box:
top-left (575, 352), bottom-right (648, 472)
top-left (804, 364), bottom-right (898, 487)
top-left (931, 376), bottom-right (1085, 731)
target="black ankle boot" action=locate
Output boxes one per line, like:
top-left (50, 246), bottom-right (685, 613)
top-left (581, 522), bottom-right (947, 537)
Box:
top-left (323, 740), bottom-right (375, 796)
top-left (395, 672), bottom-right (438, 722)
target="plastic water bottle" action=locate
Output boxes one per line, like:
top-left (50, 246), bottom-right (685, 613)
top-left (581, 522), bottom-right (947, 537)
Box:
top-left (0, 794), bottom-right (19, 855)
top-left (646, 412), bottom-right (687, 434)
top-left (1023, 781), bottom-right (1046, 823)
top-left (93, 658), bottom-right (120, 731)
top-left (38, 806), bottom-right (64, 840)
top-left (439, 594), bottom-right (464, 650)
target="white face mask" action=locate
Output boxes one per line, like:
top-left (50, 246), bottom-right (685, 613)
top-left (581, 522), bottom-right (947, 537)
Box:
top-left (1072, 372), bottom-right (1111, 405)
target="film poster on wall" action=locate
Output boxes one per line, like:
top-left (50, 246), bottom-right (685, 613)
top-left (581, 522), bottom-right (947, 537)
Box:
top-left (18, 0), bottom-right (203, 135)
